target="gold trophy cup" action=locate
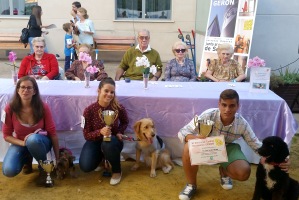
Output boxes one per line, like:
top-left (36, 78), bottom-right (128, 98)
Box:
top-left (194, 115), bottom-right (214, 137)
top-left (99, 110), bottom-right (118, 141)
top-left (39, 160), bottom-right (55, 187)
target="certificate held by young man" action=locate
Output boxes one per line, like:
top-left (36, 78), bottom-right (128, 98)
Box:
top-left (188, 135), bottom-right (228, 165)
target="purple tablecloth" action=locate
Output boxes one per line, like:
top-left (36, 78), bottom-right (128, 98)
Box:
top-left (0, 79), bottom-right (297, 141)
top-left (0, 79), bottom-right (298, 163)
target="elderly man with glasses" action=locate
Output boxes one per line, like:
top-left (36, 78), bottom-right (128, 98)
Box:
top-left (115, 29), bottom-right (163, 81)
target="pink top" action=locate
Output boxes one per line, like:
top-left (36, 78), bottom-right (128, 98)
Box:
top-left (2, 103), bottom-right (56, 141)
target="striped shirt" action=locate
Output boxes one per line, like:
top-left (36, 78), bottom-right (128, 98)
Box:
top-left (178, 108), bottom-right (262, 153)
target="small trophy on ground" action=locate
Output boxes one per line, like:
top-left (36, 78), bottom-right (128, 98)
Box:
top-left (194, 115), bottom-right (215, 137)
top-left (99, 110), bottom-right (118, 142)
top-left (39, 160), bottom-right (55, 187)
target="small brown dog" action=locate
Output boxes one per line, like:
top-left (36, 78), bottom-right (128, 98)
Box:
top-left (56, 148), bottom-right (76, 180)
top-left (131, 118), bottom-right (174, 177)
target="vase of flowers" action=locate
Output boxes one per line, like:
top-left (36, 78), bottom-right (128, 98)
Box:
top-left (8, 51), bottom-right (18, 85)
top-left (136, 55), bottom-right (157, 89)
top-left (84, 65), bottom-right (99, 88)
top-left (246, 56), bottom-right (266, 81)
top-left (79, 52), bottom-right (99, 88)
top-left (143, 73), bottom-right (149, 89)
top-left (84, 71), bottom-right (91, 88)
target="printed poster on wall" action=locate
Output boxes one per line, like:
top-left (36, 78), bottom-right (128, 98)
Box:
top-left (199, 0), bottom-right (258, 75)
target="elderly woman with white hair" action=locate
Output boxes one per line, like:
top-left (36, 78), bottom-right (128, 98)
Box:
top-left (204, 43), bottom-right (245, 82)
top-left (164, 41), bottom-right (197, 82)
top-left (18, 37), bottom-right (59, 80)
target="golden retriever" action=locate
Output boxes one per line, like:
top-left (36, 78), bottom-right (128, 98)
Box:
top-left (131, 118), bottom-right (174, 177)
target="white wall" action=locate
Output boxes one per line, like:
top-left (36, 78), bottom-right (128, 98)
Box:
top-left (250, 0), bottom-right (299, 72)
top-left (0, 0), bottom-right (197, 62)
top-left (37, 0), bottom-right (196, 62)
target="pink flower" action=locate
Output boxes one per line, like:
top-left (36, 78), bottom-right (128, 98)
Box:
top-left (7, 51), bottom-right (17, 72)
top-left (79, 52), bottom-right (92, 64)
top-left (8, 51), bottom-right (17, 62)
top-left (86, 65), bottom-right (99, 74)
top-left (247, 56), bottom-right (266, 68)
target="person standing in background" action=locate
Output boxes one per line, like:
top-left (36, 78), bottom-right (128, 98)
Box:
top-left (71, 1), bottom-right (81, 23)
top-left (62, 23), bottom-right (76, 72)
top-left (70, 2), bottom-right (81, 60)
top-left (28, 5), bottom-right (48, 54)
top-left (75, 7), bottom-right (95, 47)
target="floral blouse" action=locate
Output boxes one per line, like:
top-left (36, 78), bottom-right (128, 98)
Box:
top-left (207, 59), bottom-right (244, 81)
top-left (83, 102), bottom-right (129, 141)
top-left (65, 60), bottom-right (108, 81)
top-left (164, 58), bottom-right (197, 82)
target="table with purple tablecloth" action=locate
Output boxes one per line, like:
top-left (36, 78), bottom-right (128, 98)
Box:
top-left (0, 78), bottom-right (297, 164)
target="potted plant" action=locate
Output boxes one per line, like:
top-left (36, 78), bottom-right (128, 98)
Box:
top-left (270, 67), bottom-right (299, 112)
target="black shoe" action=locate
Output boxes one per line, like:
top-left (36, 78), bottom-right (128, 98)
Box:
top-left (36, 171), bottom-right (48, 187)
top-left (22, 156), bottom-right (33, 174)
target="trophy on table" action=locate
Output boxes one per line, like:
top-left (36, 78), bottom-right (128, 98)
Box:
top-left (39, 160), bottom-right (55, 187)
top-left (194, 115), bottom-right (215, 137)
top-left (99, 110), bottom-right (118, 142)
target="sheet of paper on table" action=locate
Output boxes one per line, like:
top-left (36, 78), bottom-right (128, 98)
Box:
top-left (188, 135), bottom-right (228, 165)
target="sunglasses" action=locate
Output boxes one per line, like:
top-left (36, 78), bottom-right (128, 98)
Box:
top-left (175, 49), bottom-right (186, 53)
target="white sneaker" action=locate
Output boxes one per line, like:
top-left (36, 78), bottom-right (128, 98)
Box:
top-left (179, 184), bottom-right (197, 200)
top-left (220, 177), bottom-right (233, 190)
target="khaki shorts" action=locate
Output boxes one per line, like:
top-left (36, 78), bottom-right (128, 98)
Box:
top-left (220, 143), bottom-right (248, 169)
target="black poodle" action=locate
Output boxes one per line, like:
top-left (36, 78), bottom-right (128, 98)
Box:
top-left (252, 136), bottom-right (299, 200)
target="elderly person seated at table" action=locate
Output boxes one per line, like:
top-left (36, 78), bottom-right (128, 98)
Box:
top-left (115, 29), bottom-right (163, 81)
top-left (204, 43), bottom-right (245, 82)
top-left (18, 37), bottom-right (59, 80)
top-left (65, 43), bottom-right (108, 81)
top-left (164, 41), bottom-right (197, 82)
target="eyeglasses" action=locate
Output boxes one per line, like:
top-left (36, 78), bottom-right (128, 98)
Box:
top-left (175, 49), bottom-right (186, 53)
top-left (222, 53), bottom-right (231, 56)
top-left (138, 36), bottom-right (149, 41)
top-left (19, 86), bottom-right (34, 91)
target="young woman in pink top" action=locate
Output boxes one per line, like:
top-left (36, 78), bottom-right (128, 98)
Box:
top-left (2, 76), bottom-right (59, 185)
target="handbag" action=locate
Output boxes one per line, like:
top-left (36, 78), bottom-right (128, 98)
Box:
top-left (19, 22), bottom-right (30, 48)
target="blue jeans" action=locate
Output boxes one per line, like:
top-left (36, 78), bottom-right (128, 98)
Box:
top-left (79, 136), bottom-right (123, 173)
top-left (2, 134), bottom-right (52, 177)
top-left (29, 37), bottom-right (48, 54)
top-left (64, 56), bottom-right (71, 71)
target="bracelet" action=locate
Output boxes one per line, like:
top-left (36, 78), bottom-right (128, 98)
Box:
top-left (154, 75), bottom-right (159, 80)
